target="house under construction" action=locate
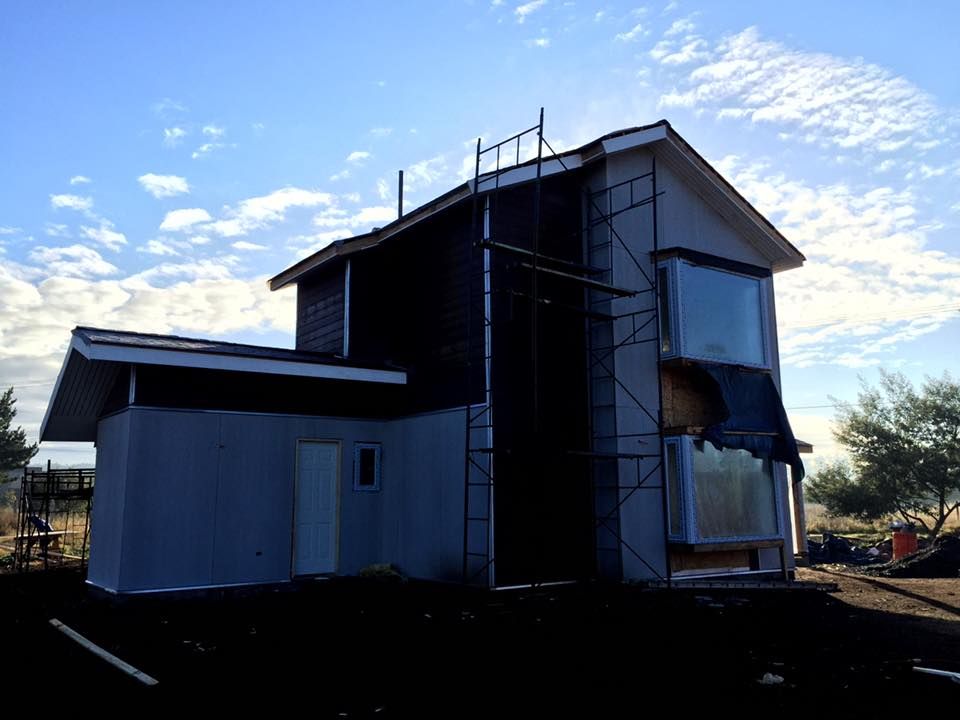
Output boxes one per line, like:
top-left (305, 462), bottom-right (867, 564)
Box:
top-left (40, 114), bottom-right (808, 593)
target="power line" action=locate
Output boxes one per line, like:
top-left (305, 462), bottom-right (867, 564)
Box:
top-left (780, 303), bottom-right (960, 330)
top-left (1, 381), bottom-right (56, 389)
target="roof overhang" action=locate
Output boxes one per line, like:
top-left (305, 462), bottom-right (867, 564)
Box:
top-left (40, 333), bottom-right (407, 443)
top-left (268, 120), bottom-right (804, 290)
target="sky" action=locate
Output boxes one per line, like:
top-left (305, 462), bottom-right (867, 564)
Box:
top-left (1, 1), bottom-right (958, 469)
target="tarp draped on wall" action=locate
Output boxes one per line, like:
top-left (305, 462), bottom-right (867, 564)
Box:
top-left (697, 363), bottom-right (805, 481)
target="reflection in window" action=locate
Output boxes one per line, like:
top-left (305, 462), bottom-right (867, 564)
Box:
top-left (658, 266), bottom-right (672, 354)
top-left (657, 258), bottom-right (768, 367)
top-left (680, 263), bottom-right (765, 366)
top-left (665, 441), bottom-right (682, 536)
top-left (692, 440), bottom-right (777, 539)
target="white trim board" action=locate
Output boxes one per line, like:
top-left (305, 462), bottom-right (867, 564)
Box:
top-left (72, 335), bottom-right (406, 385)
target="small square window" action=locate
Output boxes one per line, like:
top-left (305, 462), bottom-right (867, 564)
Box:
top-left (353, 443), bottom-right (381, 492)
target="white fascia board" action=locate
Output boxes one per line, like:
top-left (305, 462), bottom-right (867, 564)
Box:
top-left (475, 155), bottom-right (581, 194)
top-left (601, 125), bottom-right (669, 155)
top-left (39, 336), bottom-right (84, 442)
top-left (78, 341), bottom-right (407, 385)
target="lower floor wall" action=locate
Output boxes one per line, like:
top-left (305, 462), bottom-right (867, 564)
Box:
top-left (87, 406), bottom-right (797, 593)
top-left (89, 406), bottom-right (466, 593)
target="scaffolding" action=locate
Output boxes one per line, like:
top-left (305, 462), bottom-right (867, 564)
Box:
top-left (13, 462), bottom-right (93, 572)
top-left (462, 110), bottom-right (671, 586)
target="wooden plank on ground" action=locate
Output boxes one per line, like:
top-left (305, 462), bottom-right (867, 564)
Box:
top-left (49, 618), bottom-right (159, 687)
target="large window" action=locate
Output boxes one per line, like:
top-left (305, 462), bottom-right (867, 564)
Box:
top-left (665, 436), bottom-right (781, 543)
top-left (658, 257), bottom-right (769, 368)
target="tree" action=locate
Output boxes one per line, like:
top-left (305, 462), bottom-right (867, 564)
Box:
top-left (807, 371), bottom-right (960, 539)
top-left (0, 387), bottom-right (38, 472)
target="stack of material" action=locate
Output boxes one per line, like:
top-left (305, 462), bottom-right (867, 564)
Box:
top-left (807, 533), bottom-right (888, 566)
top-left (871, 534), bottom-right (960, 579)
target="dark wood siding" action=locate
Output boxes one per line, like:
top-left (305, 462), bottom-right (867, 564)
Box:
top-left (348, 200), bottom-right (482, 412)
top-left (487, 173), bottom-right (595, 584)
top-left (296, 265), bottom-right (345, 353)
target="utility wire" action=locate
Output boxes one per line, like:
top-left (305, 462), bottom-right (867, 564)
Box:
top-left (780, 303), bottom-right (960, 330)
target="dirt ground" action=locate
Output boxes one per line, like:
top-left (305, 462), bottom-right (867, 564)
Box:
top-left (2, 568), bottom-right (958, 714)
top-left (799, 566), bottom-right (960, 634)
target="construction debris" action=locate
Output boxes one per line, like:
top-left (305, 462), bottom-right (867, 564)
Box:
top-left (807, 533), bottom-right (890, 566)
top-left (869, 534), bottom-right (960, 579)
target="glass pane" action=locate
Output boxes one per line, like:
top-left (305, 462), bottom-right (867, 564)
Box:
top-left (680, 264), bottom-right (764, 365)
top-left (358, 447), bottom-right (378, 487)
top-left (666, 442), bottom-right (682, 536)
top-left (692, 441), bottom-right (777, 539)
top-left (658, 267), bottom-right (672, 354)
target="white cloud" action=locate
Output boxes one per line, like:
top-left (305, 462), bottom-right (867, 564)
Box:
top-left (346, 151), bottom-right (371, 164)
top-left (313, 205), bottom-right (397, 230)
top-left (649, 39), bottom-right (672, 60)
top-left (137, 239), bottom-right (181, 257)
top-left (329, 169), bottom-right (351, 182)
top-left (138, 173), bottom-right (190, 198)
top-left (658, 37), bottom-right (708, 65)
top-left (231, 241), bottom-right (268, 251)
top-left (0, 226), bottom-right (21, 235)
top-left (370, 127), bottom-right (393, 137)
top-left (192, 142), bottom-right (225, 159)
top-left (376, 178), bottom-right (392, 201)
top-left (44, 223), bottom-right (70, 238)
top-left (205, 187), bottom-right (335, 238)
top-left (659, 27), bottom-right (942, 154)
top-left (159, 208), bottom-right (213, 232)
top-left (594, 10), bottom-right (605, 21)
top-left (615, 22), bottom-right (644, 41)
top-left (80, 223), bottom-right (127, 252)
top-left (287, 229), bottom-right (354, 259)
top-left (188, 235), bottom-right (211, 245)
top-left (50, 194), bottom-right (93, 212)
top-left (404, 154), bottom-right (448, 193)
top-left (152, 98), bottom-right (187, 117)
top-left (662, 0), bottom-right (679, 13)
top-left (664, 16), bottom-right (694, 36)
top-left (163, 127), bottom-right (187, 147)
top-left (528, 37), bottom-right (550, 48)
top-left (28, 245), bottom-right (119, 278)
top-left (203, 124), bottom-right (225, 138)
top-left (515, 0), bottom-right (546, 23)
top-left (69, 175), bottom-right (91, 185)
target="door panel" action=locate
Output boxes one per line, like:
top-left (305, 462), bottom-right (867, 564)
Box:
top-left (293, 440), bottom-right (339, 575)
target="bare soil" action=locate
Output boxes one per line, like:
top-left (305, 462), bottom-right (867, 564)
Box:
top-left (2, 568), bottom-right (959, 714)
top-left (799, 566), bottom-right (960, 633)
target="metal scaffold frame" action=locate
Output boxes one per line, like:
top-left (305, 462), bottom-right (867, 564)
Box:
top-left (462, 109), bottom-right (670, 587)
top-left (13, 461), bottom-right (94, 573)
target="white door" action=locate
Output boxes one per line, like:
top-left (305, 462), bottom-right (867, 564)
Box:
top-left (293, 441), bottom-right (339, 575)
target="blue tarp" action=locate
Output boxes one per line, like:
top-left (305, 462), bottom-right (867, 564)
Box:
top-left (698, 363), bottom-right (805, 481)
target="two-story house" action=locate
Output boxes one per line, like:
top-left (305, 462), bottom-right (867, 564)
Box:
top-left (41, 118), bottom-right (807, 594)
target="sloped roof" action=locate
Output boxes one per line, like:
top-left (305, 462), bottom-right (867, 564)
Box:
top-left (269, 119), bottom-right (805, 290)
top-left (40, 327), bottom-right (407, 442)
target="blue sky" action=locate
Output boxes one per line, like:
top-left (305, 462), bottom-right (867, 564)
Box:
top-left (1, 1), bottom-right (958, 467)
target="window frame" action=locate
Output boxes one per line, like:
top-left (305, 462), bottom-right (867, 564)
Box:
top-left (657, 256), bottom-right (772, 370)
top-left (352, 442), bottom-right (382, 493)
top-left (664, 435), bottom-right (784, 544)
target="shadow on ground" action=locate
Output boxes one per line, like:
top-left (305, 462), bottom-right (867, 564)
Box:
top-left (3, 569), bottom-right (957, 714)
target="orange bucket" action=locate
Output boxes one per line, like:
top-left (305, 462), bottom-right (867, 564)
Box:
top-left (892, 530), bottom-right (918, 560)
